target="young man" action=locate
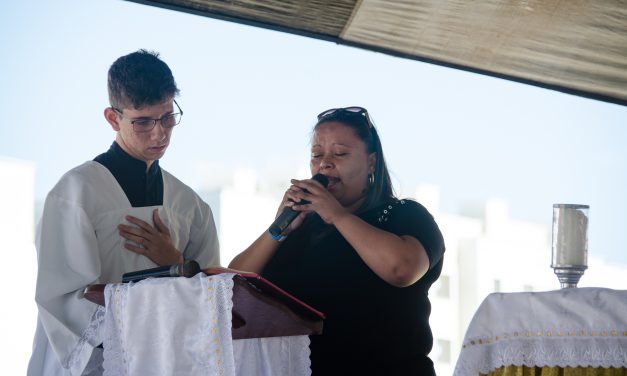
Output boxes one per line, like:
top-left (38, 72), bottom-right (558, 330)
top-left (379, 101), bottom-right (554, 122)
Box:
top-left (28, 50), bottom-right (220, 375)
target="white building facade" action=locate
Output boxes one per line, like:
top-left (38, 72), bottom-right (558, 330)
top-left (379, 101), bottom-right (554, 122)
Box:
top-left (0, 157), bottom-right (37, 375)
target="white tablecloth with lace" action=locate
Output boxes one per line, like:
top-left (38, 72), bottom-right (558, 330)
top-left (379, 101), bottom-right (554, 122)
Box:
top-left (453, 288), bottom-right (627, 375)
top-left (99, 273), bottom-right (311, 376)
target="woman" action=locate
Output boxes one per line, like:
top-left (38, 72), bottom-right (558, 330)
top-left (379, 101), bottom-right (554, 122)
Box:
top-left (229, 106), bottom-right (445, 375)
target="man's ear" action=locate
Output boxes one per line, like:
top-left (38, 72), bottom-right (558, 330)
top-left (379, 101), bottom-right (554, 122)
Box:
top-left (104, 107), bottom-right (121, 131)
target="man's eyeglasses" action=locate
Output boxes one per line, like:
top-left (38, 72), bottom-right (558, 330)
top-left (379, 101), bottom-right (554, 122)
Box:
top-left (317, 106), bottom-right (374, 129)
top-left (112, 99), bottom-right (183, 133)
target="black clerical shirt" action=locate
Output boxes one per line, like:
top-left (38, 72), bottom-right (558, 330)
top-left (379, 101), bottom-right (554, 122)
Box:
top-left (94, 142), bottom-right (163, 207)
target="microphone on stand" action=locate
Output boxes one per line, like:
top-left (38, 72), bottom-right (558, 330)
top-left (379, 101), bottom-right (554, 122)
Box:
top-left (122, 260), bottom-right (201, 283)
top-left (268, 173), bottom-right (329, 237)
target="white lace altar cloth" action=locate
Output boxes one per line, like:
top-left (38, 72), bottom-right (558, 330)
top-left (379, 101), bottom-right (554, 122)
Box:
top-left (233, 336), bottom-right (311, 375)
top-left (454, 287), bottom-right (627, 375)
top-left (101, 273), bottom-right (311, 376)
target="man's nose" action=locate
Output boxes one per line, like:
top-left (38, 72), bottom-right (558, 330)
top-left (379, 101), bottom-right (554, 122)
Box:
top-left (150, 122), bottom-right (167, 139)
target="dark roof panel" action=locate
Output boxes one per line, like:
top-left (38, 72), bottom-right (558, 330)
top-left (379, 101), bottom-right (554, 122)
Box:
top-left (128, 0), bottom-right (627, 106)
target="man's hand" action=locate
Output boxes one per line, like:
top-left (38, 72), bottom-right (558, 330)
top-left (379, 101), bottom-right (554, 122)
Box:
top-left (118, 209), bottom-right (184, 266)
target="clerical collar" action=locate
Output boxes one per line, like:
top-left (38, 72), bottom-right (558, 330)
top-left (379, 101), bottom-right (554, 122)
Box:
top-left (94, 141), bottom-right (164, 207)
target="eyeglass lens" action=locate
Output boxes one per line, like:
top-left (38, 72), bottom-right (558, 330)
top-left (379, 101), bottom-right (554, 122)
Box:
top-left (132, 113), bottom-right (181, 132)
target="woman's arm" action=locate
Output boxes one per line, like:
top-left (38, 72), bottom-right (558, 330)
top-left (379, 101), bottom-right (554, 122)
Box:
top-left (333, 213), bottom-right (430, 287)
top-left (228, 188), bottom-right (307, 273)
top-left (227, 230), bottom-right (284, 273)
top-left (289, 178), bottom-right (431, 287)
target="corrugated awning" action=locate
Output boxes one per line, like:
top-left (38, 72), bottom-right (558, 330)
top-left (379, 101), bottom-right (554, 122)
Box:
top-left (128, 0), bottom-right (627, 106)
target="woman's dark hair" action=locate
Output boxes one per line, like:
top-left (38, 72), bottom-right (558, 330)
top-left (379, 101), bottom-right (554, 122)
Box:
top-left (314, 108), bottom-right (395, 213)
top-left (107, 49), bottom-right (179, 110)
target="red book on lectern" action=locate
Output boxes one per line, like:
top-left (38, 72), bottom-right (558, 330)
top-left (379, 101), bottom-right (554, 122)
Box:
top-left (203, 266), bottom-right (325, 321)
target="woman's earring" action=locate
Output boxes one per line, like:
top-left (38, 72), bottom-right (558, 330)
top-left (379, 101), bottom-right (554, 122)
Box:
top-left (368, 173), bottom-right (375, 186)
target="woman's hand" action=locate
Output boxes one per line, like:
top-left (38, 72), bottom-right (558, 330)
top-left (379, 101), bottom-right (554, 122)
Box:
top-left (274, 186), bottom-right (308, 234)
top-left (287, 177), bottom-right (349, 225)
top-left (118, 209), bottom-right (183, 266)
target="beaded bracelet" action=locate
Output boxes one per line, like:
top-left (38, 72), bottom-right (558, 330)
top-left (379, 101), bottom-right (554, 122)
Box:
top-left (268, 230), bottom-right (288, 242)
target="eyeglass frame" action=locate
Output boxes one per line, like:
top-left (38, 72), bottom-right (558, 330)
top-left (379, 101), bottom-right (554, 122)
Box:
top-left (111, 99), bottom-right (183, 133)
top-left (317, 106), bottom-right (375, 129)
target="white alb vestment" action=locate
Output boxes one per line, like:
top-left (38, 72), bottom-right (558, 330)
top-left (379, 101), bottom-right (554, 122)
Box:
top-left (28, 161), bottom-right (219, 376)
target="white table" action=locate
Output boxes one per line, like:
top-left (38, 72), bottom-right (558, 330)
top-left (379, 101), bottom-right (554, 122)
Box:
top-left (454, 287), bottom-right (627, 375)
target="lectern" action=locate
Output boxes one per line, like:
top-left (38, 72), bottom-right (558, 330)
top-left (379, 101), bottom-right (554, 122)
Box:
top-left (84, 268), bottom-right (324, 339)
top-left (84, 269), bottom-right (324, 375)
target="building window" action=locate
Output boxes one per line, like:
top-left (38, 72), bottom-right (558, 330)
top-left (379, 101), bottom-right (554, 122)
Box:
top-left (436, 275), bottom-right (450, 298)
top-left (436, 339), bottom-right (451, 363)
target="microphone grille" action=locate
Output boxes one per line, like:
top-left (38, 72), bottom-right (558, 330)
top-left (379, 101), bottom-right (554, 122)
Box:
top-left (312, 173), bottom-right (329, 188)
top-left (181, 260), bottom-right (201, 278)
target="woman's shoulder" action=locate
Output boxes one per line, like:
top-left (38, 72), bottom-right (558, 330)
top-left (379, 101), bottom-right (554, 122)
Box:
top-left (372, 198), bottom-right (445, 267)
top-left (371, 198), bottom-right (432, 224)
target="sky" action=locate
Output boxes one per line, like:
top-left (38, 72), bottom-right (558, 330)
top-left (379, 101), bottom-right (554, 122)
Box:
top-left (1, 0), bottom-right (627, 267)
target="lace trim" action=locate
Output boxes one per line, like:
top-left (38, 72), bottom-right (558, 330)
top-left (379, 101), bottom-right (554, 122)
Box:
top-left (454, 337), bottom-right (627, 374)
top-left (102, 283), bottom-right (129, 376)
top-left (197, 273), bottom-right (236, 375)
top-left (64, 305), bottom-right (106, 370)
top-left (284, 336), bottom-right (311, 375)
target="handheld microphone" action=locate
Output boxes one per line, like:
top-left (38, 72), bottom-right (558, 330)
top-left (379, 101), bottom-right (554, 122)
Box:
top-left (268, 173), bottom-right (329, 237)
top-left (122, 260), bottom-right (201, 283)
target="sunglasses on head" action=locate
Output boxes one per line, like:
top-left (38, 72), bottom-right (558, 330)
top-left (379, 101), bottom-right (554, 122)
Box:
top-left (317, 106), bottom-right (374, 129)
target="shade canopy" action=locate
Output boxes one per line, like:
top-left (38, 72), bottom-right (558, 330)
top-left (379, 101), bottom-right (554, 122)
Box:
top-left (128, 0), bottom-right (627, 106)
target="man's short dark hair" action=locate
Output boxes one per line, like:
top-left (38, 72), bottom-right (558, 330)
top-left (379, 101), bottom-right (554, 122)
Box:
top-left (108, 49), bottom-right (179, 110)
